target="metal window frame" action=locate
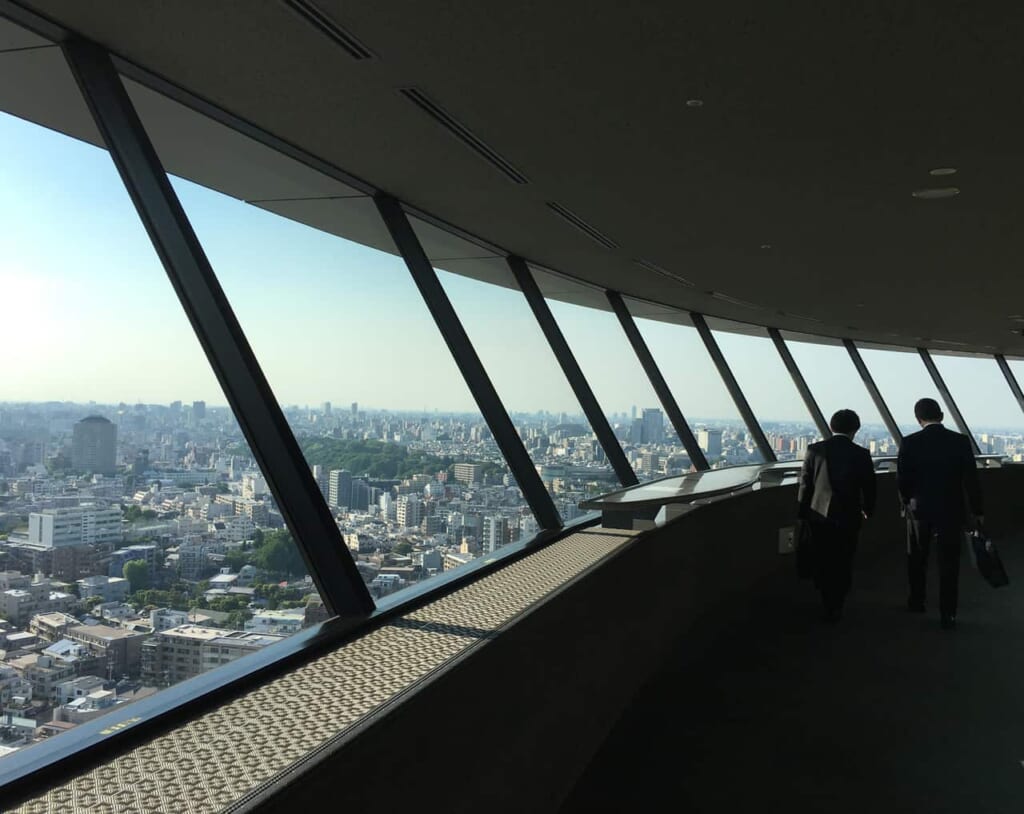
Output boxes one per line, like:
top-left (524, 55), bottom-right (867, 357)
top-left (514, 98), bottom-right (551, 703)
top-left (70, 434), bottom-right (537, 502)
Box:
top-left (843, 339), bottom-right (904, 447)
top-left (605, 292), bottom-right (710, 470)
top-left (61, 39), bottom-right (374, 619)
top-left (995, 354), bottom-right (1024, 416)
top-left (375, 194), bottom-right (562, 530)
top-left (768, 328), bottom-right (832, 439)
top-left (507, 257), bottom-right (638, 486)
top-left (690, 312), bottom-right (777, 462)
top-left (918, 348), bottom-right (982, 454)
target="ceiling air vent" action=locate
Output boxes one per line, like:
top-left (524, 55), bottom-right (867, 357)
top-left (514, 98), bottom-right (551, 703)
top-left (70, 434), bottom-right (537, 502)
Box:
top-left (546, 202), bottom-right (619, 249)
top-left (634, 258), bottom-right (695, 287)
top-left (710, 291), bottom-right (761, 310)
top-left (399, 88), bottom-right (529, 184)
top-left (282, 0), bottom-right (375, 60)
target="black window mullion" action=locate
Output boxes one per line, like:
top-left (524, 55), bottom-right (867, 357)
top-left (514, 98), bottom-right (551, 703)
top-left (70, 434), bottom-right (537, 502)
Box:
top-left (507, 257), bottom-right (638, 487)
top-left (375, 195), bottom-right (562, 531)
top-left (605, 292), bottom-right (709, 470)
top-left (918, 348), bottom-right (982, 454)
top-left (843, 339), bottom-right (903, 448)
top-left (61, 39), bottom-right (373, 619)
top-left (995, 354), bottom-right (1024, 417)
top-left (690, 312), bottom-right (776, 462)
top-left (768, 328), bottom-right (832, 439)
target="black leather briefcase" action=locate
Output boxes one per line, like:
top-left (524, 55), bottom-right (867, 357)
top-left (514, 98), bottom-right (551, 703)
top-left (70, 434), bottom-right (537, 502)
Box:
top-left (969, 530), bottom-right (1009, 588)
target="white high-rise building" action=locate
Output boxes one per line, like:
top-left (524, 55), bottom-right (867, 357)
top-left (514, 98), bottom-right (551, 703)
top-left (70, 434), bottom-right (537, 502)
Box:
top-left (396, 496), bottom-right (422, 528)
top-left (697, 429), bottom-right (723, 458)
top-left (28, 505), bottom-right (123, 548)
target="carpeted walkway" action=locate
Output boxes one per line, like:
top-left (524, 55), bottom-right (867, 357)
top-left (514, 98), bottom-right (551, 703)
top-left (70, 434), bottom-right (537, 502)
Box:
top-left (562, 532), bottom-right (1024, 813)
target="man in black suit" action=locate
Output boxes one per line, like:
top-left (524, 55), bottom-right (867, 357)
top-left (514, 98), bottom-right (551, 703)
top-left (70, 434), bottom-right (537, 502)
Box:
top-left (798, 409), bottom-right (876, 622)
top-left (897, 397), bottom-right (983, 630)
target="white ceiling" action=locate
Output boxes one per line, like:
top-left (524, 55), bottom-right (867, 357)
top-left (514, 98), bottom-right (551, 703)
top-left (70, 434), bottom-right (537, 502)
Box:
top-left (6, 2), bottom-right (1024, 355)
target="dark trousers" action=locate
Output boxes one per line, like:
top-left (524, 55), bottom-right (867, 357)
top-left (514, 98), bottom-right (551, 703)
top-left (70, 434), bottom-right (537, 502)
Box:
top-left (907, 518), bottom-right (963, 617)
top-left (812, 522), bottom-right (858, 612)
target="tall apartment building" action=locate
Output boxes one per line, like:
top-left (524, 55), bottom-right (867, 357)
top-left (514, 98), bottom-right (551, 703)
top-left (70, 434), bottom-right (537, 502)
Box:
top-left (28, 504), bottom-right (123, 549)
top-left (697, 429), bottom-right (723, 458)
top-left (328, 469), bottom-right (352, 509)
top-left (641, 408), bottom-right (664, 444)
top-left (71, 416), bottom-right (117, 475)
top-left (395, 496), bottom-right (422, 529)
top-left (481, 515), bottom-right (511, 555)
top-left (453, 463), bottom-right (483, 485)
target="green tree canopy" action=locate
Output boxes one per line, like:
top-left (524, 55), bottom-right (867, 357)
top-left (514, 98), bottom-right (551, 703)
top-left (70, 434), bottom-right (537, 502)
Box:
top-left (299, 437), bottom-right (453, 480)
top-left (122, 559), bottom-right (151, 593)
top-left (253, 530), bottom-right (307, 578)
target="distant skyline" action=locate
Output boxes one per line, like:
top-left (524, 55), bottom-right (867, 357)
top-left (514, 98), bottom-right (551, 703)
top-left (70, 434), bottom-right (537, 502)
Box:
top-left (4, 112), bottom-right (1024, 430)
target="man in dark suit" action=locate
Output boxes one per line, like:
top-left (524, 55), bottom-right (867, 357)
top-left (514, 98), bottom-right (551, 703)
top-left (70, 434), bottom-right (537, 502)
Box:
top-left (798, 409), bottom-right (876, 622)
top-left (897, 397), bottom-right (983, 630)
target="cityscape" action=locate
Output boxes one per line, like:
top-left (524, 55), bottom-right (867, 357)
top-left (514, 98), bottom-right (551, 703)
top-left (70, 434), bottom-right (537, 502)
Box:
top-left (1, 397), bottom-right (1023, 759)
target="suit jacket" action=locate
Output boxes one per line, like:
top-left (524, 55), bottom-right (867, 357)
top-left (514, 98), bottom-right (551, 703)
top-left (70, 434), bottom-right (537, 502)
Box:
top-left (897, 423), bottom-right (982, 527)
top-left (798, 435), bottom-right (876, 529)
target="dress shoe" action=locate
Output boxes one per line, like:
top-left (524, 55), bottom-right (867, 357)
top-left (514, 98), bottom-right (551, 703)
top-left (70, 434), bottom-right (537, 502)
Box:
top-left (940, 615), bottom-right (956, 630)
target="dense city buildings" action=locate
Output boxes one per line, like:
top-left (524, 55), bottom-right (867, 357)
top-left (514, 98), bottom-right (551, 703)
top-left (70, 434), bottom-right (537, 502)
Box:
top-left (2, 396), bottom-right (1022, 761)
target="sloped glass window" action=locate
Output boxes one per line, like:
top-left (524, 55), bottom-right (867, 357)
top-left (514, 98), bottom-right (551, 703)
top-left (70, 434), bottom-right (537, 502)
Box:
top-left (708, 318), bottom-right (822, 461)
top-left (421, 232), bottom-right (613, 519)
top-left (856, 346), bottom-right (943, 437)
top-left (627, 305), bottom-right (765, 468)
top-left (782, 334), bottom-right (895, 456)
top-left (930, 354), bottom-right (1024, 454)
top-left (0, 38), bottom-right (322, 760)
top-left (126, 78), bottom-right (541, 602)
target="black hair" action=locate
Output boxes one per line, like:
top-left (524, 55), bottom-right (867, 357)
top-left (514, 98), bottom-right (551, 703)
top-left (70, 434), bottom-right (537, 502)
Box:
top-left (914, 397), bottom-right (943, 422)
top-left (830, 409), bottom-right (861, 435)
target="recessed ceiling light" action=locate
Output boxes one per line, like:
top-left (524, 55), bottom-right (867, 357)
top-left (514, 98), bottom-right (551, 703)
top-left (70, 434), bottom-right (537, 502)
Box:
top-left (685, 99), bottom-right (704, 107)
top-left (911, 187), bottom-right (960, 199)
top-left (760, 244), bottom-right (772, 250)
top-left (929, 167), bottom-right (957, 176)
top-left (1009, 314), bottom-right (1024, 322)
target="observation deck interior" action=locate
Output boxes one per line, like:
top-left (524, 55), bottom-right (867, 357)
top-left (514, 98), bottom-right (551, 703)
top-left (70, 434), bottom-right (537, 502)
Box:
top-left (2, 3), bottom-right (1024, 813)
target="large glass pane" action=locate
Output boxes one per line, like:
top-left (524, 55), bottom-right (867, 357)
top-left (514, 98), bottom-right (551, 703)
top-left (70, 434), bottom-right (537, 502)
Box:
top-left (542, 288), bottom-right (666, 482)
top-left (709, 318), bottom-right (822, 461)
top-left (0, 46), bottom-right (321, 760)
top-left (627, 304), bottom-right (765, 468)
top-left (424, 237), bottom-right (616, 519)
top-left (782, 333), bottom-right (895, 456)
top-left (127, 79), bottom-right (544, 606)
top-left (857, 345), bottom-right (943, 437)
top-left (930, 353), bottom-right (1024, 454)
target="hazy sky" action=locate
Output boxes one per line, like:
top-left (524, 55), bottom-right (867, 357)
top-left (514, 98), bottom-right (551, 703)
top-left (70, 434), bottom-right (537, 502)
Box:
top-left (3, 111), bottom-right (1024, 432)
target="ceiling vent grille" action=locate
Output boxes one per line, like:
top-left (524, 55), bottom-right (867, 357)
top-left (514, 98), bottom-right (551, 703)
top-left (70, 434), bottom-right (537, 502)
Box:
top-left (634, 258), bottom-right (694, 287)
top-left (777, 310), bottom-right (824, 324)
top-left (546, 202), bottom-right (619, 249)
top-left (710, 291), bottom-right (761, 309)
top-left (399, 88), bottom-right (529, 184)
top-left (283, 0), bottom-right (375, 60)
